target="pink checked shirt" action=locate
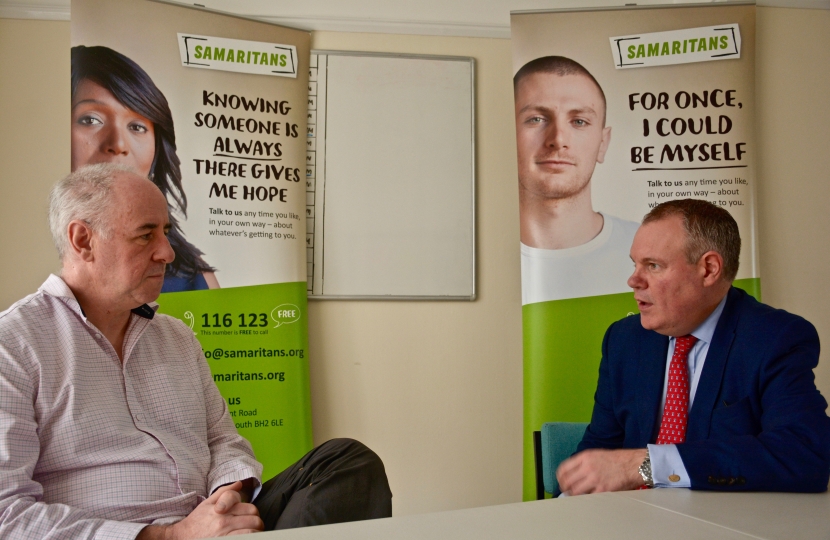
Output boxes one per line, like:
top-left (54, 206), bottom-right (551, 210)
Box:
top-left (0, 275), bottom-right (262, 539)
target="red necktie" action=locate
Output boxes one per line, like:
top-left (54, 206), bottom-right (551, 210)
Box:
top-left (655, 335), bottom-right (698, 445)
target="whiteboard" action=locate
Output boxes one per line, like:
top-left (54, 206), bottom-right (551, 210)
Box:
top-left (306, 51), bottom-right (476, 299)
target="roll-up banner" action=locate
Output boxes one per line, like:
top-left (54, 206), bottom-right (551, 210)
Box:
top-left (72, 0), bottom-right (312, 478)
top-left (511, 3), bottom-right (758, 499)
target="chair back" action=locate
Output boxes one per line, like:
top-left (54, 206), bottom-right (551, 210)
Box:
top-left (541, 422), bottom-right (588, 495)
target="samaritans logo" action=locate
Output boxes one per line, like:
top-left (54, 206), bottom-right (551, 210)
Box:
top-left (178, 33), bottom-right (298, 78)
top-left (610, 24), bottom-right (740, 69)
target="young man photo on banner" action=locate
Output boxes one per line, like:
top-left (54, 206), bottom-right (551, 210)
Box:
top-left (515, 56), bottom-right (640, 306)
top-left (511, 2), bottom-right (761, 501)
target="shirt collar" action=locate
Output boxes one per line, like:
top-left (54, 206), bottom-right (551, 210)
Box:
top-left (687, 293), bottom-right (728, 345)
top-left (39, 274), bottom-right (158, 320)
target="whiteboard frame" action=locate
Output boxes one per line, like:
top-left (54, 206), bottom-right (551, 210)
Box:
top-left (308, 49), bottom-right (477, 301)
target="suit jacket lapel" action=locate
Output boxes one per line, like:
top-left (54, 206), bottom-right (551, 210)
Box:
top-left (637, 330), bottom-right (670, 445)
top-left (687, 287), bottom-right (741, 441)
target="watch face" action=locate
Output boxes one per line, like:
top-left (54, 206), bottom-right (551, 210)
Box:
top-left (639, 456), bottom-right (653, 486)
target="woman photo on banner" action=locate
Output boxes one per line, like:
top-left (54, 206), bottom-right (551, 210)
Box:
top-left (71, 45), bottom-right (219, 292)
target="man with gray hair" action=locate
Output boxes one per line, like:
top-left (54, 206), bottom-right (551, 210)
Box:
top-left (556, 198), bottom-right (830, 495)
top-left (0, 164), bottom-right (391, 539)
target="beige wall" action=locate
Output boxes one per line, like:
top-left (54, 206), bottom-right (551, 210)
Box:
top-left (0, 19), bottom-right (66, 305)
top-left (755, 8), bottom-right (830, 396)
top-left (306, 32), bottom-right (522, 515)
top-left (1, 6), bottom-right (829, 516)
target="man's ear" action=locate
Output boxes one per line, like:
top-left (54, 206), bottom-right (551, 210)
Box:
top-left (66, 220), bottom-right (96, 262)
top-left (699, 250), bottom-right (724, 286)
top-left (596, 126), bottom-right (612, 164)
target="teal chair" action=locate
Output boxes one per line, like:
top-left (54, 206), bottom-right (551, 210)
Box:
top-left (533, 422), bottom-right (589, 499)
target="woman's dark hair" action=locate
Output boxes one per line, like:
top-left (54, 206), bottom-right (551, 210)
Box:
top-left (71, 45), bottom-right (214, 277)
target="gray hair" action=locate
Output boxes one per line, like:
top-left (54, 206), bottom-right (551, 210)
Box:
top-left (48, 163), bottom-right (137, 259)
top-left (642, 198), bottom-right (741, 282)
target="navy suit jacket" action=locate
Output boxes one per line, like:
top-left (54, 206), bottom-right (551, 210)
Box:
top-left (577, 287), bottom-right (830, 492)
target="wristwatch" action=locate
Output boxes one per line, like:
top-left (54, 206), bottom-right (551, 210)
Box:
top-left (638, 451), bottom-right (654, 488)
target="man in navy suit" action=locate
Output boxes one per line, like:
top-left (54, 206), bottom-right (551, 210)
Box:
top-left (557, 199), bottom-right (830, 495)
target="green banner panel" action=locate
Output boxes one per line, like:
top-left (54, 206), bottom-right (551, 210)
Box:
top-left (73, 0), bottom-right (314, 482)
top-left (158, 281), bottom-right (312, 479)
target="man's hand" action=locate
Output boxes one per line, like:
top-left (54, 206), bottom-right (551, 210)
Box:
top-left (556, 448), bottom-right (648, 495)
top-left (137, 481), bottom-right (263, 539)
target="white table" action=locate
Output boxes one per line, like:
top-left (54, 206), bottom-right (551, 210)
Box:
top-left (243, 489), bottom-right (830, 539)
top-left (624, 489), bottom-right (830, 540)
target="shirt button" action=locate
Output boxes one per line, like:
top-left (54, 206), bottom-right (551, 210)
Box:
top-left (668, 474), bottom-right (681, 482)
top-left (134, 414), bottom-right (144, 423)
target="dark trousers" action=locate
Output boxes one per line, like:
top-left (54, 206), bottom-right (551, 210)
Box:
top-left (254, 438), bottom-right (392, 530)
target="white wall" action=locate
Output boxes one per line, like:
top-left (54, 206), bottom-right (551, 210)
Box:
top-left (0, 19), bottom-right (66, 304)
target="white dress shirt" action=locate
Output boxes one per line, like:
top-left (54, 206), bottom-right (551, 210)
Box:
top-left (0, 275), bottom-right (262, 540)
top-left (648, 294), bottom-right (728, 488)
